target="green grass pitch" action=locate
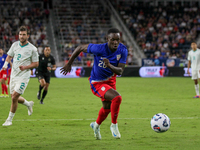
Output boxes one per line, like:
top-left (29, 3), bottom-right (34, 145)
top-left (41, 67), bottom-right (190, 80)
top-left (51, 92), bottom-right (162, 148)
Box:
top-left (0, 77), bottom-right (200, 150)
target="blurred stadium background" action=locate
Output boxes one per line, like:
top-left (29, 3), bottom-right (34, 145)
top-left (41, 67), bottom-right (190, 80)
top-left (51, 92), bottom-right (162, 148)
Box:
top-left (1, 1), bottom-right (200, 149)
top-left (1, 0), bottom-right (200, 69)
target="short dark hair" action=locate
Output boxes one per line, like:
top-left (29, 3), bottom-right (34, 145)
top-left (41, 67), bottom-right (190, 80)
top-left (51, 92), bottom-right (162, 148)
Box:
top-left (19, 26), bottom-right (30, 35)
top-left (107, 28), bottom-right (120, 35)
top-left (191, 41), bottom-right (197, 44)
top-left (44, 45), bottom-right (50, 48)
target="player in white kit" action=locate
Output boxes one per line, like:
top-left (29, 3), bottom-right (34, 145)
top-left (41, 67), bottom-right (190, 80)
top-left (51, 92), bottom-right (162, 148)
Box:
top-left (2, 26), bottom-right (39, 126)
top-left (187, 42), bottom-right (200, 98)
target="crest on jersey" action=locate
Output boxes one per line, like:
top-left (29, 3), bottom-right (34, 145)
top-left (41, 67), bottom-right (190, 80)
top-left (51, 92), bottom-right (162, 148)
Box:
top-left (116, 54), bottom-right (121, 61)
top-left (48, 58), bottom-right (51, 61)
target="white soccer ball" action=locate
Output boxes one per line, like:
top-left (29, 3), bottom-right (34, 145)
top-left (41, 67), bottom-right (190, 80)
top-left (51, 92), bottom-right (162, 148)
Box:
top-left (150, 113), bottom-right (171, 133)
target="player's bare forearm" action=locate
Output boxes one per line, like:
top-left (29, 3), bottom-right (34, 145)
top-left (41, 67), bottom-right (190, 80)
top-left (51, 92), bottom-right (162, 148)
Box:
top-left (67, 44), bottom-right (89, 65)
top-left (107, 63), bottom-right (125, 75)
top-left (28, 62), bottom-right (39, 69)
top-left (187, 60), bottom-right (191, 69)
top-left (47, 65), bottom-right (56, 71)
top-left (51, 65), bottom-right (56, 71)
top-left (5, 55), bottom-right (13, 63)
top-left (187, 60), bottom-right (191, 74)
top-left (103, 58), bottom-right (125, 75)
top-left (20, 62), bottom-right (39, 71)
top-left (60, 44), bottom-right (89, 75)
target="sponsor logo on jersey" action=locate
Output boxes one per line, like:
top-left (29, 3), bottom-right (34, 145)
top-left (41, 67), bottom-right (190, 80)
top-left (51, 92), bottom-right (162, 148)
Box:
top-left (42, 57), bottom-right (44, 60)
top-left (116, 54), bottom-right (121, 60)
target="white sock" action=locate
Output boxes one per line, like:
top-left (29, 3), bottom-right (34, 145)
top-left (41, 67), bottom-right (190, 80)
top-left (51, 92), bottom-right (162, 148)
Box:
top-left (111, 123), bottom-right (117, 125)
top-left (95, 122), bottom-right (100, 127)
top-left (7, 111), bottom-right (15, 121)
top-left (23, 100), bottom-right (30, 107)
top-left (195, 84), bottom-right (199, 96)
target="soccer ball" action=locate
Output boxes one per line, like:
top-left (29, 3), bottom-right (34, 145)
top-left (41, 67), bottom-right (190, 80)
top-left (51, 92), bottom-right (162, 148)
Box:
top-left (150, 113), bottom-right (171, 133)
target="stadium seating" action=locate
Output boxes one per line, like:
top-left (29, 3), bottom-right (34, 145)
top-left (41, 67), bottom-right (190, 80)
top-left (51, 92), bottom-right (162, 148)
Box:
top-left (0, 1), bottom-right (48, 54)
top-left (114, 1), bottom-right (200, 59)
top-left (54, 0), bottom-right (114, 66)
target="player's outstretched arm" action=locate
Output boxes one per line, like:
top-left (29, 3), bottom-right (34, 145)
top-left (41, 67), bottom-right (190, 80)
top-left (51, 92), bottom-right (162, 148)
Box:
top-left (60, 44), bottom-right (89, 75)
top-left (103, 58), bottom-right (125, 75)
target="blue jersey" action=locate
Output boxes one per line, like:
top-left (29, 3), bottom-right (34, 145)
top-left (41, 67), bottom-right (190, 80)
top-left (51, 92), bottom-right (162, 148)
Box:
top-left (0, 54), bottom-right (7, 69)
top-left (87, 43), bottom-right (128, 82)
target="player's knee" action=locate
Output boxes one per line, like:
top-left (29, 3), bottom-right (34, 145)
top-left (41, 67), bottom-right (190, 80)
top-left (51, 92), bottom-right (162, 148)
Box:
top-left (1, 79), bottom-right (5, 84)
top-left (42, 82), bottom-right (46, 87)
top-left (11, 95), bottom-right (18, 102)
top-left (195, 80), bottom-right (198, 84)
top-left (44, 84), bottom-right (49, 90)
top-left (102, 101), bottom-right (111, 109)
top-left (105, 88), bottom-right (120, 100)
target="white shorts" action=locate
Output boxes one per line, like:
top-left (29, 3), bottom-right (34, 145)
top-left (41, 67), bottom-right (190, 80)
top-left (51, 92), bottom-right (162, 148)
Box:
top-left (10, 78), bottom-right (30, 95)
top-left (191, 70), bottom-right (200, 80)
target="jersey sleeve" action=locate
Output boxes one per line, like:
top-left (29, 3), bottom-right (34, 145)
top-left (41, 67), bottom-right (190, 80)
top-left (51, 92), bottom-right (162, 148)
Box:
top-left (87, 44), bottom-right (102, 55)
top-left (32, 48), bottom-right (39, 62)
top-left (187, 52), bottom-right (191, 61)
top-left (7, 43), bottom-right (15, 57)
top-left (119, 48), bottom-right (128, 64)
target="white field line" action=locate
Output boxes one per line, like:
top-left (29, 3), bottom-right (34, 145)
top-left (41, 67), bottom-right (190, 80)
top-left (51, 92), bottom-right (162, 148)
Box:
top-left (0, 117), bottom-right (199, 122)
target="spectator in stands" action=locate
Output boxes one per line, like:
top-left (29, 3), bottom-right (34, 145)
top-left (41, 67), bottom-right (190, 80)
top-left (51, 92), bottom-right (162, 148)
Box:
top-left (44, 9), bottom-right (50, 22)
top-left (154, 55), bottom-right (160, 66)
top-left (127, 54), bottom-right (133, 65)
top-left (117, 2), bottom-right (200, 59)
top-left (43, 37), bottom-right (48, 45)
top-left (86, 58), bottom-right (92, 67)
top-left (0, 2), bottom-right (47, 53)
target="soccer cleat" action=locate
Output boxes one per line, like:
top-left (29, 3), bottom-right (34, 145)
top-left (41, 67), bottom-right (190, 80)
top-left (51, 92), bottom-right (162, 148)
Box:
top-left (40, 100), bottom-right (44, 104)
top-left (90, 122), bottom-right (101, 140)
top-left (37, 91), bottom-right (41, 100)
top-left (193, 95), bottom-right (200, 98)
top-left (0, 94), bottom-right (5, 97)
top-left (2, 120), bottom-right (12, 126)
top-left (27, 101), bottom-right (34, 116)
top-left (110, 123), bottom-right (121, 139)
top-left (4, 94), bottom-right (9, 98)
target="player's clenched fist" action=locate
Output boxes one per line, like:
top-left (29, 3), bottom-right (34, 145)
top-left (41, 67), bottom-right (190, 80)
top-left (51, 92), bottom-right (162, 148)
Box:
top-left (47, 67), bottom-right (51, 71)
top-left (103, 58), bottom-right (110, 67)
top-left (60, 63), bottom-right (71, 75)
top-left (19, 65), bottom-right (26, 71)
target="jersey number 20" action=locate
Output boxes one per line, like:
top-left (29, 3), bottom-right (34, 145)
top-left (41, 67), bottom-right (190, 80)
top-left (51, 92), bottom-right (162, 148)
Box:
top-left (98, 60), bottom-right (106, 68)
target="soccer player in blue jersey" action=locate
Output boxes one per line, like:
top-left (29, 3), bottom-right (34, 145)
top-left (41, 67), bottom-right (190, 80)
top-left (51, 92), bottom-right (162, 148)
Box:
top-left (61, 28), bottom-right (128, 139)
top-left (0, 48), bottom-right (9, 97)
